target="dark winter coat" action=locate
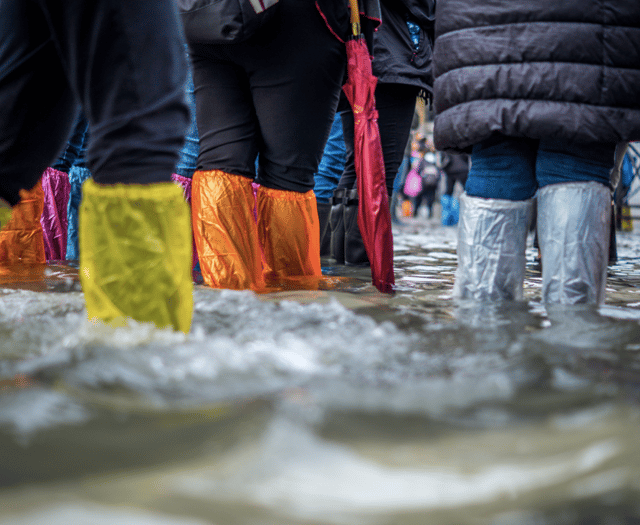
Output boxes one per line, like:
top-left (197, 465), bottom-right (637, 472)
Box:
top-left (432, 0), bottom-right (640, 152)
top-left (372, 0), bottom-right (435, 91)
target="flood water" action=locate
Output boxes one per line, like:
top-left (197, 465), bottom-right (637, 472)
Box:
top-left (2, 216), bottom-right (640, 524)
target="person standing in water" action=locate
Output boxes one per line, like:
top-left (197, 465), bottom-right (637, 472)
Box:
top-left (433, 0), bottom-right (640, 305)
top-left (0, 0), bottom-right (193, 332)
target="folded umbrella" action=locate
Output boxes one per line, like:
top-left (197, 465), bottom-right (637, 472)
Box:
top-left (342, 0), bottom-right (394, 293)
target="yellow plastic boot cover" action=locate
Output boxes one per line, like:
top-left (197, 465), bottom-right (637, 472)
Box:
top-left (79, 179), bottom-right (193, 333)
top-left (192, 170), bottom-right (264, 290)
top-left (0, 199), bottom-right (11, 230)
top-left (0, 182), bottom-right (46, 264)
top-left (257, 186), bottom-right (321, 281)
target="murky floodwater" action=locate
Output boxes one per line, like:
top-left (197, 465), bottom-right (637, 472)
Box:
top-left (2, 216), bottom-right (640, 524)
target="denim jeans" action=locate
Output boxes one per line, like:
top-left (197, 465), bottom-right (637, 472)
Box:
top-left (465, 136), bottom-right (616, 201)
top-left (52, 114), bottom-right (89, 172)
top-left (313, 114), bottom-right (346, 204)
top-left (174, 68), bottom-right (199, 179)
top-left (0, 0), bottom-right (190, 205)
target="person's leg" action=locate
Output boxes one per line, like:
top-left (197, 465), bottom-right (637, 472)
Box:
top-left (390, 154), bottom-right (410, 224)
top-left (454, 136), bottom-right (536, 300)
top-left (39, 0), bottom-right (190, 185)
top-left (445, 173), bottom-right (456, 196)
top-left (174, 65), bottom-right (199, 179)
top-left (425, 186), bottom-right (436, 218)
top-left (337, 83), bottom-right (419, 264)
top-left (413, 190), bottom-right (424, 217)
top-left (0, 0), bottom-right (76, 263)
top-left (244, 0), bottom-right (345, 279)
top-left (52, 114), bottom-right (89, 173)
top-left (314, 113), bottom-right (346, 256)
top-left (332, 99), bottom-right (355, 264)
top-left (536, 140), bottom-right (615, 305)
top-left (375, 83), bottom-right (421, 197)
top-left (337, 83), bottom-right (419, 196)
top-left (41, 0), bottom-right (193, 331)
top-left (188, 48), bottom-right (264, 289)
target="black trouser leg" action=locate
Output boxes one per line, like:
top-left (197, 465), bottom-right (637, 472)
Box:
top-left (0, 0), bottom-right (77, 205)
top-left (0, 0), bottom-right (190, 206)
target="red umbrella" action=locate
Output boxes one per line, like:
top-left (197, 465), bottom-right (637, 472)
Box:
top-left (342, 0), bottom-right (394, 293)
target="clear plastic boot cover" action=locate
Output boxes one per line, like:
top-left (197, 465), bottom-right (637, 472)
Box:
top-left (453, 193), bottom-right (533, 301)
top-left (537, 182), bottom-right (611, 305)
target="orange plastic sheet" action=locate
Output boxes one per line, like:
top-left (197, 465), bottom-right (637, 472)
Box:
top-left (257, 185), bottom-right (321, 282)
top-left (79, 180), bottom-right (193, 333)
top-left (0, 182), bottom-right (45, 264)
top-left (192, 170), bottom-right (265, 290)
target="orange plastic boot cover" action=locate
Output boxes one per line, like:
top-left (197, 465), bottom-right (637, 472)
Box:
top-left (0, 182), bottom-right (46, 264)
top-left (257, 186), bottom-right (321, 280)
top-left (192, 170), bottom-right (265, 290)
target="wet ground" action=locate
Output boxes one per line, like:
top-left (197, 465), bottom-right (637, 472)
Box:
top-left (1, 214), bottom-right (640, 524)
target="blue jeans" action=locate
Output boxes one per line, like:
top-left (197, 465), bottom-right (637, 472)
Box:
top-left (174, 66), bottom-right (199, 178)
top-left (313, 113), bottom-right (346, 203)
top-left (52, 114), bottom-right (89, 172)
top-left (465, 136), bottom-right (616, 201)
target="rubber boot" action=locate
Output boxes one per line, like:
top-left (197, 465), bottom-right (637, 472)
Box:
top-left (66, 166), bottom-right (92, 261)
top-left (0, 182), bottom-right (46, 264)
top-left (79, 179), bottom-right (193, 333)
top-left (537, 182), bottom-right (611, 305)
top-left (192, 170), bottom-right (264, 290)
top-left (453, 193), bottom-right (534, 301)
top-left (344, 188), bottom-right (370, 267)
top-left (40, 167), bottom-right (70, 261)
top-left (317, 201), bottom-right (332, 258)
top-left (257, 186), bottom-right (322, 281)
top-left (329, 188), bottom-right (346, 264)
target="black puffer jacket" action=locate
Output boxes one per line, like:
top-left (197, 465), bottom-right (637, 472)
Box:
top-left (372, 0), bottom-right (435, 91)
top-left (433, 0), bottom-right (640, 152)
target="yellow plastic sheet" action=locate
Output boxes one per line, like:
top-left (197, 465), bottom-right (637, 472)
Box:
top-left (0, 183), bottom-right (45, 264)
top-left (257, 186), bottom-right (321, 281)
top-left (192, 170), bottom-right (265, 290)
top-left (0, 207), bottom-right (11, 231)
top-left (79, 180), bottom-right (193, 333)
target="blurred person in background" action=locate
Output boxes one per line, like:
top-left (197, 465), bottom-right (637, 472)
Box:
top-left (412, 137), bottom-right (439, 219)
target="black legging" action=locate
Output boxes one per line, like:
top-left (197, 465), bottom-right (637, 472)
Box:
top-left (337, 82), bottom-right (420, 197)
top-left (189, 0), bottom-right (346, 194)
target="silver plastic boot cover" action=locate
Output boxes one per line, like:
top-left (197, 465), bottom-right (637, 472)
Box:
top-left (453, 193), bottom-right (533, 301)
top-left (537, 182), bottom-right (611, 305)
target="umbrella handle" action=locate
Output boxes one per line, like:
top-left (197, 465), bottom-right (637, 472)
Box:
top-left (348, 0), bottom-right (361, 36)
